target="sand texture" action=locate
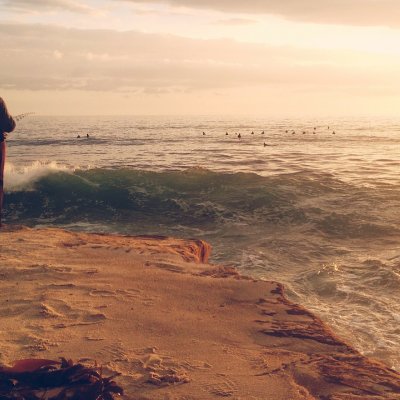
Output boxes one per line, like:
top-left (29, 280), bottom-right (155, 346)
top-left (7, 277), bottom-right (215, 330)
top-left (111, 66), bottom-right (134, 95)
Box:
top-left (0, 226), bottom-right (399, 399)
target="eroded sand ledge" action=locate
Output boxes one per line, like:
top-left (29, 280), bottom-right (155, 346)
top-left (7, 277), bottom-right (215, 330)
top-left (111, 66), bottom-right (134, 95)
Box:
top-left (0, 226), bottom-right (399, 399)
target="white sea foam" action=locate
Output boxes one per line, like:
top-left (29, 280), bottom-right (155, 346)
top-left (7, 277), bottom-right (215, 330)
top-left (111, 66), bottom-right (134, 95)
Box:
top-left (4, 161), bottom-right (72, 191)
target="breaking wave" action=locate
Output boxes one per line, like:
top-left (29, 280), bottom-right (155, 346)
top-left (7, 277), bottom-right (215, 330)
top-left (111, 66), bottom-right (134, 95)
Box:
top-left (3, 165), bottom-right (400, 240)
top-left (5, 161), bottom-right (73, 191)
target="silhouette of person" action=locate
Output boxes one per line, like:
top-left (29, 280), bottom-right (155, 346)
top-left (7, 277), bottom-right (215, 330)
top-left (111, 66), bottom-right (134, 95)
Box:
top-left (0, 97), bottom-right (16, 227)
top-left (86, 133), bottom-right (90, 138)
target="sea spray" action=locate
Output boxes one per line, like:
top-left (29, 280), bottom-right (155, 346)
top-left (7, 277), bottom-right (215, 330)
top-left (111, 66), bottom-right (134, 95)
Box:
top-left (4, 161), bottom-right (73, 191)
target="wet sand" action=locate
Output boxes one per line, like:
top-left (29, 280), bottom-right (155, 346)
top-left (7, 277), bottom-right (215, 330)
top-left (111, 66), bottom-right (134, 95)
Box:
top-left (0, 226), bottom-right (399, 399)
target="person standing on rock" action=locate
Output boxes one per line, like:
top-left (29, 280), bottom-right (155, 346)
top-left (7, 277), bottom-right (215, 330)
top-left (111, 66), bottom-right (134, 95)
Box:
top-left (0, 97), bottom-right (16, 228)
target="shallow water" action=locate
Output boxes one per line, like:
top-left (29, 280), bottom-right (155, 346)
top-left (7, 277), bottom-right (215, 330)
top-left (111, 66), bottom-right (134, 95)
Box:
top-left (4, 115), bottom-right (400, 370)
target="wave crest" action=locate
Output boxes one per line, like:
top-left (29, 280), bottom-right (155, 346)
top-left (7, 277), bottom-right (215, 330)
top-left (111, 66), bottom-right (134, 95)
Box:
top-left (5, 161), bottom-right (73, 191)
top-left (3, 166), bottom-right (399, 240)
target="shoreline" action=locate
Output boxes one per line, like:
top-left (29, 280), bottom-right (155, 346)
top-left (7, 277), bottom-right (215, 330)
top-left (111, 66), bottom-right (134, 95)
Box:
top-left (0, 225), bottom-right (399, 399)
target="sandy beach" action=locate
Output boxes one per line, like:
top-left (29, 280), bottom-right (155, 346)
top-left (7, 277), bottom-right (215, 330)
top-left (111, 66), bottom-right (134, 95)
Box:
top-left (0, 225), bottom-right (399, 399)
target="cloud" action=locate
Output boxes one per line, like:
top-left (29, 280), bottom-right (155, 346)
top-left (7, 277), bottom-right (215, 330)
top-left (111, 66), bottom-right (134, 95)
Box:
top-left (0, 22), bottom-right (399, 97)
top-left (118, 0), bottom-right (400, 28)
top-left (53, 50), bottom-right (64, 59)
top-left (1, 0), bottom-right (95, 14)
top-left (214, 18), bottom-right (258, 26)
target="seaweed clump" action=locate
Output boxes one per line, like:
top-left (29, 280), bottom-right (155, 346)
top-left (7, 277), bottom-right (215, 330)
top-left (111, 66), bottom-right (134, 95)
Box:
top-left (0, 358), bottom-right (123, 399)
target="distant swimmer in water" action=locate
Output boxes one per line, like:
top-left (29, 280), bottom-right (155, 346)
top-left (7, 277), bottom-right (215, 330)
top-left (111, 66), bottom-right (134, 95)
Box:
top-left (238, 133), bottom-right (241, 139)
top-left (263, 142), bottom-right (267, 147)
top-left (202, 132), bottom-right (206, 135)
top-left (86, 133), bottom-right (90, 138)
top-left (261, 131), bottom-right (265, 135)
top-left (332, 131), bottom-right (336, 135)
top-left (226, 132), bottom-right (228, 135)
top-left (77, 134), bottom-right (81, 138)
top-left (285, 130), bottom-right (288, 133)
top-left (302, 131), bottom-right (306, 134)
top-left (251, 131), bottom-right (254, 135)
top-left (292, 131), bottom-right (295, 134)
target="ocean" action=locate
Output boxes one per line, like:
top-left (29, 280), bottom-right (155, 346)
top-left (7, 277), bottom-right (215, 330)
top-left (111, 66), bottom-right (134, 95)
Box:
top-left (3, 115), bottom-right (400, 371)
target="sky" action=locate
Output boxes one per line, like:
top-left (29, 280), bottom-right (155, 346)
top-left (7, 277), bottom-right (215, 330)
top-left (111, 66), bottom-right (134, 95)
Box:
top-left (1, 0), bottom-right (400, 116)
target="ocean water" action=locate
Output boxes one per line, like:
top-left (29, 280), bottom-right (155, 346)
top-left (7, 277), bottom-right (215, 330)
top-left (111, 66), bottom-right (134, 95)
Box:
top-left (3, 115), bottom-right (400, 370)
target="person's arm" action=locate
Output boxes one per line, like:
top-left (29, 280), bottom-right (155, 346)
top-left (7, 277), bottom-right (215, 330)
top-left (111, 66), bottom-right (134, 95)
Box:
top-left (0, 97), bottom-right (16, 134)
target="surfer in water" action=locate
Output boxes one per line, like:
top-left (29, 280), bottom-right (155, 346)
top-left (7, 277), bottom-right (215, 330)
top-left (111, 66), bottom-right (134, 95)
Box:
top-left (0, 97), bottom-right (16, 227)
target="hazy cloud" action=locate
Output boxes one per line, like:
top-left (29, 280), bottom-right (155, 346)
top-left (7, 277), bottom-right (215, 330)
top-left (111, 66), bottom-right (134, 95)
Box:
top-left (119, 0), bottom-right (400, 28)
top-left (53, 50), bottom-right (64, 59)
top-left (1, 0), bottom-right (95, 14)
top-left (214, 18), bottom-right (258, 26)
top-left (1, 23), bottom-right (399, 96)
